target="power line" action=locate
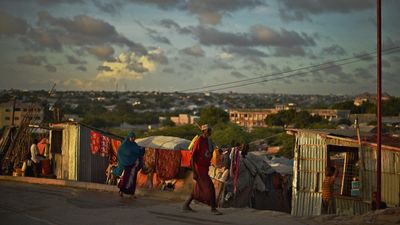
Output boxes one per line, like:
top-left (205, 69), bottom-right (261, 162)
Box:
top-left (204, 48), bottom-right (400, 92)
top-left (180, 46), bottom-right (400, 92)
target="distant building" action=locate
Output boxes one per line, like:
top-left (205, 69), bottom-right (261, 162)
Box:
top-left (307, 109), bottom-right (350, 121)
top-left (229, 108), bottom-right (279, 128)
top-left (275, 103), bottom-right (296, 111)
top-left (353, 92), bottom-right (391, 106)
top-left (170, 114), bottom-right (198, 126)
top-left (0, 101), bottom-right (44, 128)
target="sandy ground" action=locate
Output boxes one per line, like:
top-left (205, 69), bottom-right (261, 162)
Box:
top-left (304, 208), bottom-right (400, 225)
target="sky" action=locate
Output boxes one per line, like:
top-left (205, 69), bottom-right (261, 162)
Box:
top-left (0, 0), bottom-right (399, 95)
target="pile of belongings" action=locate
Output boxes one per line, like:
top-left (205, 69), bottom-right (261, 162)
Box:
top-left (214, 149), bottom-right (293, 213)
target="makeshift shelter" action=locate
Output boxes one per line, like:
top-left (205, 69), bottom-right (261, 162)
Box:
top-left (215, 150), bottom-right (293, 212)
top-left (288, 129), bottom-right (400, 216)
top-left (135, 136), bottom-right (192, 192)
top-left (49, 122), bottom-right (122, 183)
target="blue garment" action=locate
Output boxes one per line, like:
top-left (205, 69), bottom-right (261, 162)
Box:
top-left (112, 132), bottom-right (144, 177)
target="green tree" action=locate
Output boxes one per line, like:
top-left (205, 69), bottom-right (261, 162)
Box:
top-left (211, 123), bottom-right (249, 147)
top-left (161, 118), bottom-right (175, 127)
top-left (81, 116), bottom-right (109, 128)
top-left (198, 106), bottom-right (229, 126)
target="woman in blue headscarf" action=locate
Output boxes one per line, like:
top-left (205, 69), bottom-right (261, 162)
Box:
top-left (113, 131), bottom-right (145, 197)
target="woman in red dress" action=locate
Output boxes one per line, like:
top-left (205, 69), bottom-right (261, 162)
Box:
top-left (183, 124), bottom-right (222, 215)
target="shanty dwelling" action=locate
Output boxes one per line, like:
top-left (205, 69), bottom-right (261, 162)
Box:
top-left (287, 129), bottom-right (400, 216)
top-left (135, 136), bottom-right (192, 193)
top-left (217, 151), bottom-right (293, 213)
top-left (49, 122), bottom-right (122, 183)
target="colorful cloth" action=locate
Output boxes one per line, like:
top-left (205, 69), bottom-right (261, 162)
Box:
top-left (99, 135), bottom-right (111, 157)
top-left (142, 148), bottom-right (156, 174)
top-left (155, 149), bottom-right (181, 180)
top-left (90, 131), bottom-right (101, 155)
top-left (37, 138), bottom-right (48, 156)
top-left (229, 147), bottom-right (241, 194)
top-left (118, 159), bottom-right (142, 195)
top-left (180, 150), bottom-right (191, 168)
top-left (192, 135), bottom-right (216, 207)
top-left (110, 139), bottom-right (121, 164)
top-left (112, 132), bottom-right (145, 177)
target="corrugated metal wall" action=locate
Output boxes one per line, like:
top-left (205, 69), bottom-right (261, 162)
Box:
top-left (291, 131), bottom-right (327, 216)
top-left (78, 125), bottom-right (109, 184)
top-left (336, 197), bottom-right (370, 215)
top-left (292, 130), bottom-right (400, 217)
top-left (362, 145), bottom-right (400, 207)
top-left (60, 124), bottom-right (78, 180)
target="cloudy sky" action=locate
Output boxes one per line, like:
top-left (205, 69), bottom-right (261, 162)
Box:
top-left (0, 0), bottom-right (399, 95)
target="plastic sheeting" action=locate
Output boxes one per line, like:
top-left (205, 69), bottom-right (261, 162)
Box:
top-left (136, 136), bottom-right (190, 150)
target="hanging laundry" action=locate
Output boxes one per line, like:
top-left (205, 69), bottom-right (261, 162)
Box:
top-left (90, 131), bottom-right (101, 155)
top-left (229, 147), bottom-right (241, 194)
top-left (180, 150), bottom-right (191, 168)
top-left (142, 148), bottom-right (156, 174)
top-left (211, 149), bottom-right (224, 168)
top-left (155, 149), bottom-right (181, 180)
top-left (110, 139), bottom-right (121, 164)
top-left (99, 135), bottom-right (111, 157)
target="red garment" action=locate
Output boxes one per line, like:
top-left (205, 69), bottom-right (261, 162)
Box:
top-left (191, 135), bottom-right (216, 206)
top-left (193, 164), bottom-right (216, 206)
top-left (99, 135), bottom-right (111, 157)
top-left (37, 138), bottom-right (48, 156)
top-left (110, 139), bottom-right (121, 164)
top-left (192, 136), bottom-right (212, 167)
top-left (143, 148), bottom-right (156, 174)
top-left (90, 131), bottom-right (101, 154)
top-left (180, 150), bottom-right (191, 168)
top-left (155, 149), bottom-right (181, 180)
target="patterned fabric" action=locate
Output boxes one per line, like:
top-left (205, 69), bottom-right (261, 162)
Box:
top-left (99, 135), bottom-right (111, 157)
top-left (229, 147), bottom-right (241, 194)
top-left (155, 149), bottom-right (181, 180)
top-left (90, 131), bottom-right (101, 155)
top-left (110, 139), bottom-right (121, 164)
top-left (180, 150), bottom-right (191, 168)
top-left (142, 148), bottom-right (156, 174)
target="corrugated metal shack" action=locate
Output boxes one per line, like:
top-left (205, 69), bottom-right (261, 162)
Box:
top-left (50, 122), bottom-right (122, 183)
top-left (288, 129), bottom-right (400, 216)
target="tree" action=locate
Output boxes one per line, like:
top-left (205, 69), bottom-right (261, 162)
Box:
top-left (211, 123), bottom-right (249, 147)
top-left (265, 109), bottom-right (331, 128)
top-left (81, 116), bottom-right (109, 128)
top-left (161, 118), bottom-right (175, 127)
top-left (198, 106), bottom-right (229, 126)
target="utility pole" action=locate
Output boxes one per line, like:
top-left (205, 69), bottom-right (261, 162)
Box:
top-left (376, 0), bottom-right (382, 210)
top-left (11, 97), bottom-right (16, 126)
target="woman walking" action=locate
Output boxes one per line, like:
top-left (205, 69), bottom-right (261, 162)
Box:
top-left (112, 132), bottom-right (144, 197)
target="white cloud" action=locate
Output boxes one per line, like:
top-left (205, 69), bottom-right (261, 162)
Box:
top-left (96, 51), bottom-right (157, 80)
top-left (216, 52), bottom-right (233, 60)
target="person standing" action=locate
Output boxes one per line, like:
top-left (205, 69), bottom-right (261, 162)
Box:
top-left (30, 139), bottom-right (41, 177)
top-left (183, 124), bottom-right (222, 215)
top-left (112, 132), bottom-right (144, 197)
top-left (322, 166), bottom-right (338, 214)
